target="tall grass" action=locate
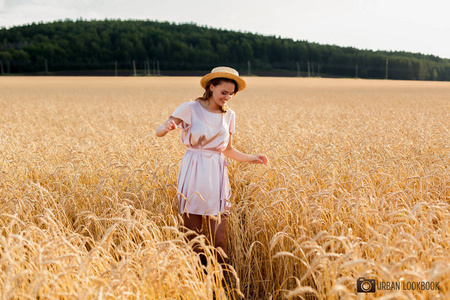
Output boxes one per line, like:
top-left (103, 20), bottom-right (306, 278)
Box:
top-left (1, 77), bottom-right (449, 299)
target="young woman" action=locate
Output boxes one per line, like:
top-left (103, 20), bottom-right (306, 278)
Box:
top-left (156, 66), bottom-right (268, 264)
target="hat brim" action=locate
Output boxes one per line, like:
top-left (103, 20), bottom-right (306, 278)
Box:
top-left (200, 72), bottom-right (246, 92)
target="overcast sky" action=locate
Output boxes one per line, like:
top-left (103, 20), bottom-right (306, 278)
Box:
top-left (1, 0), bottom-right (449, 59)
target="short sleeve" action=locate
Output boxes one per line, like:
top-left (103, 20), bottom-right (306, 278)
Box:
top-left (229, 110), bottom-right (236, 134)
top-left (171, 102), bottom-right (192, 129)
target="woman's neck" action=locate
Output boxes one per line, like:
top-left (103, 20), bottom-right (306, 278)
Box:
top-left (198, 98), bottom-right (221, 112)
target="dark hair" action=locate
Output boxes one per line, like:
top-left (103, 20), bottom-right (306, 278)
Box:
top-left (196, 78), bottom-right (238, 113)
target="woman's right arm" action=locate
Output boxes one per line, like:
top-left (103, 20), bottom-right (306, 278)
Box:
top-left (155, 117), bottom-right (182, 137)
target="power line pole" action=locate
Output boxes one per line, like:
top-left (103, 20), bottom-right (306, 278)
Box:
top-left (247, 60), bottom-right (251, 76)
top-left (297, 61), bottom-right (300, 77)
top-left (385, 58), bottom-right (389, 80)
top-left (307, 61), bottom-right (311, 77)
top-left (115, 61), bottom-right (118, 77)
top-left (133, 60), bottom-right (137, 76)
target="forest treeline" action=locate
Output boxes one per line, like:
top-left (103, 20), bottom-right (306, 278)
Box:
top-left (1, 19), bottom-right (450, 80)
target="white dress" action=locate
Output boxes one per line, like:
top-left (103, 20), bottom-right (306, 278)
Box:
top-left (171, 100), bottom-right (235, 215)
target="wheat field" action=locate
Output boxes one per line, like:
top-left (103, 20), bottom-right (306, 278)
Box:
top-left (0, 76), bottom-right (449, 299)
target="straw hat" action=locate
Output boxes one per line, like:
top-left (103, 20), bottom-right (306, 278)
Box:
top-left (200, 66), bottom-right (246, 92)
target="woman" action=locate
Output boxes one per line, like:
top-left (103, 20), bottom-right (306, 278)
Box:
top-left (156, 66), bottom-right (268, 264)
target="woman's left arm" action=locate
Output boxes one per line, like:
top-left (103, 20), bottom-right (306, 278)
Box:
top-left (222, 135), bottom-right (269, 165)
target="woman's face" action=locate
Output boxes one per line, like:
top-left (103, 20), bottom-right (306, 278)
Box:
top-left (209, 81), bottom-right (236, 108)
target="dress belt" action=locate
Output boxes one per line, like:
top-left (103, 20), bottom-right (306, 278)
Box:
top-left (186, 148), bottom-right (222, 154)
top-left (185, 147), bottom-right (228, 166)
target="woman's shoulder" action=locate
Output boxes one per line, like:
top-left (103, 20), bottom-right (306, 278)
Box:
top-left (171, 101), bottom-right (195, 120)
top-left (180, 100), bottom-right (195, 107)
top-left (224, 108), bottom-right (235, 122)
top-left (174, 101), bottom-right (195, 111)
top-left (226, 107), bottom-right (235, 116)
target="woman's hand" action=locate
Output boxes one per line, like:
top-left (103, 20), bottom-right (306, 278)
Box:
top-left (165, 120), bottom-right (177, 132)
top-left (156, 117), bottom-right (181, 137)
top-left (251, 154), bottom-right (269, 165)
